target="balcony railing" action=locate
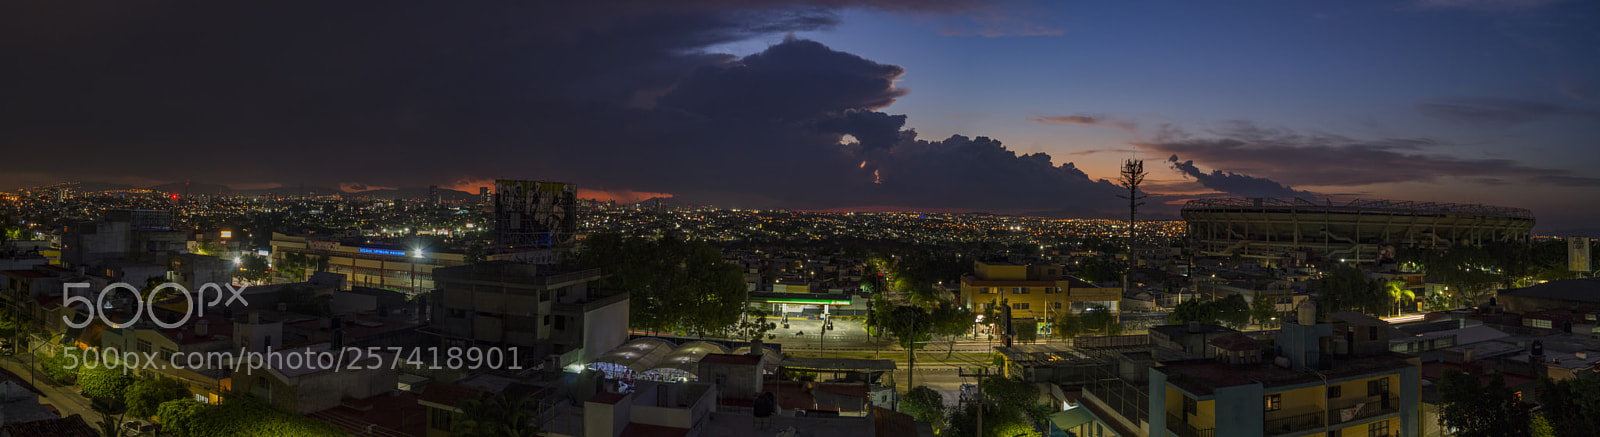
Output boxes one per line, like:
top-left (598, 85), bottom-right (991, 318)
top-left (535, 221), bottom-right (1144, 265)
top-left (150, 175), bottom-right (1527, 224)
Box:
top-left (1166, 413), bottom-right (1215, 437)
top-left (1264, 408), bottom-right (1325, 436)
top-left (1329, 395), bottom-right (1400, 426)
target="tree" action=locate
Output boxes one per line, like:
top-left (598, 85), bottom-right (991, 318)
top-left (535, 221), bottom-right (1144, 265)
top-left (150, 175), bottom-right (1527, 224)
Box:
top-left (455, 392), bottom-right (540, 437)
top-left (1249, 294), bottom-right (1277, 328)
top-left (1313, 265), bottom-right (1384, 317)
top-left (1535, 376), bottom-right (1600, 437)
top-left (930, 304), bottom-right (974, 358)
top-left (1080, 304), bottom-right (1120, 335)
top-left (1052, 311), bottom-right (1083, 340)
top-left (942, 376), bottom-right (1047, 437)
top-left (1211, 294), bottom-right (1251, 329)
top-left (464, 240), bottom-right (487, 265)
top-left (1168, 299), bottom-right (1215, 325)
top-left (729, 307), bottom-right (777, 341)
top-left (1075, 254), bottom-right (1122, 285)
top-left (1531, 414), bottom-right (1555, 437)
top-left (945, 403), bottom-right (1041, 437)
top-left (236, 254), bottom-right (271, 283)
top-left (902, 386), bottom-right (945, 430)
top-left (888, 305), bottom-right (933, 389)
top-left (982, 375), bottom-right (1038, 411)
top-left (1385, 280), bottom-right (1415, 316)
top-left (580, 233), bottom-right (747, 336)
top-left (124, 377), bottom-right (189, 418)
top-left (78, 364), bottom-right (135, 401)
top-left (157, 399), bottom-right (206, 437)
top-left (1438, 370), bottom-right (1530, 437)
top-left (194, 240), bottom-right (223, 256)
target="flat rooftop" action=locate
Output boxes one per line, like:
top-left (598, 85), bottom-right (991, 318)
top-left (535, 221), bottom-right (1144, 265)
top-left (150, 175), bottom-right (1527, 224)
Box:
top-left (1161, 353), bottom-right (1416, 397)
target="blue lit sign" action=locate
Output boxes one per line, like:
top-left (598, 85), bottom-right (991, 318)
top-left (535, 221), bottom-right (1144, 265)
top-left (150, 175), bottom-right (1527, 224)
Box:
top-left (359, 248), bottom-right (407, 256)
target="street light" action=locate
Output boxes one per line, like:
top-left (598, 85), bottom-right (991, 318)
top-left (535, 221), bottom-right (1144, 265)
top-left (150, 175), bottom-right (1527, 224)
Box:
top-left (411, 248), bottom-right (425, 295)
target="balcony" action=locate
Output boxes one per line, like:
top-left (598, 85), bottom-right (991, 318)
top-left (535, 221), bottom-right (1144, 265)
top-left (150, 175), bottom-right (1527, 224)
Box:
top-left (1329, 395), bottom-right (1400, 426)
top-left (1166, 413), bottom-right (1215, 437)
top-left (1264, 408), bottom-right (1325, 436)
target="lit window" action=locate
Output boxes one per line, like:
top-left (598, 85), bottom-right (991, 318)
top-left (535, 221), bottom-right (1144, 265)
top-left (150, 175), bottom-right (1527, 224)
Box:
top-left (1264, 394), bottom-right (1281, 411)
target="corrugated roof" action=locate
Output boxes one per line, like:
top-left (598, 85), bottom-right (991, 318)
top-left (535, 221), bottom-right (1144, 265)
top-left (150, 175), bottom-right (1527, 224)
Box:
top-left (1500, 278), bottom-right (1600, 303)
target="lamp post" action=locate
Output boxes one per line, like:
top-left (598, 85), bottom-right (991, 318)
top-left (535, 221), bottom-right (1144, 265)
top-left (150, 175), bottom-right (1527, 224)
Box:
top-left (412, 249), bottom-right (424, 296)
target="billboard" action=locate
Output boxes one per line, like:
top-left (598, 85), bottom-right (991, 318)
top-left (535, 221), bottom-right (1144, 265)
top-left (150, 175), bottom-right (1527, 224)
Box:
top-left (493, 180), bottom-right (577, 248)
top-left (1570, 237), bottom-right (1590, 272)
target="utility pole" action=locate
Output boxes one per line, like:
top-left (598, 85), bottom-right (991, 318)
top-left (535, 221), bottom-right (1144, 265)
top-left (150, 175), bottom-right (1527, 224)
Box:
top-left (959, 367), bottom-right (997, 437)
top-left (1116, 159), bottom-right (1146, 329)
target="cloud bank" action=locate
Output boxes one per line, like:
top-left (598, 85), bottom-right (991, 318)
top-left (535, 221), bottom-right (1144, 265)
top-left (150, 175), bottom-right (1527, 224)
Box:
top-left (0, 1), bottom-right (1126, 215)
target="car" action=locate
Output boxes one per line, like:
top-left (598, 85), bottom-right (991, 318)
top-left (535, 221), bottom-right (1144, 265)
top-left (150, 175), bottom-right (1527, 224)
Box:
top-left (121, 419), bottom-right (155, 435)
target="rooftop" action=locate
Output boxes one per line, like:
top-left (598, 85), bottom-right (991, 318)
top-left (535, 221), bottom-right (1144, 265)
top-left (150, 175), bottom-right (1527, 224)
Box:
top-left (1496, 278), bottom-right (1600, 303)
top-left (1161, 353), bottom-right (1417, 397)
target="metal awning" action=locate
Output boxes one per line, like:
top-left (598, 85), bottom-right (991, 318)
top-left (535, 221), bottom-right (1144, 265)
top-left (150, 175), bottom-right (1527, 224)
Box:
top-left (1049, 407), bottom-right (1102, 434)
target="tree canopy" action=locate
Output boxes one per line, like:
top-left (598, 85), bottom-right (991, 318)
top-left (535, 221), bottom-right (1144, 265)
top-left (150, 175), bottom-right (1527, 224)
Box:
top-left (1535, 376), bottom-right (1600, 437)
top-left (1312, 265), bottom-right (1384, 317)
top-left (902, 386), bottom-right (945, 430)
top-left (1437, 370), bottom-right (1530, 437)
top-left (1167, 294), bottom-right (1250, 329)
top-left (580, 233), bottom-right (748, 336)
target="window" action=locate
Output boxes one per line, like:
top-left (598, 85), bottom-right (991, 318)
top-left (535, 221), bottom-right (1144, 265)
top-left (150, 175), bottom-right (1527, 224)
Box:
top-left (137, 340), bottom-right (152, 354)
top-left (1012, 303), bottom-right (1030, 310)
top-left (430, 407), bottom-right (454, 431)
top-left (543, 315), bottom-right (551, 326)
top-left (978, 287), bottom-right (989, 294)
top-left (1182, 396), bottom-right (1197, 416)
top-left (1054, 302), bottom-right (1063, 310)
top-left (1013, 287), bottom-right (1026, 294)
top-left (1328, 385), bottom-right (1342, 399)
top-left (1368, 378), bottom-right (1389, 396)
top-left (1367, 420), bottom-right (1389, 437)
top-left (540, 291), bottom-right (550, 302)
top-left (1264, 394), bottom-right (1281, 411)
top-left (1369, 326), bottom-right (1378, 340)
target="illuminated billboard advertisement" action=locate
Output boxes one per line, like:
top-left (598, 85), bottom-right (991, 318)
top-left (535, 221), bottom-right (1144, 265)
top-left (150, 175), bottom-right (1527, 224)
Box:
top-left (1570, 237), bottom-right (1591, 272)
top-left (493, 180), bottom-right (577, 248)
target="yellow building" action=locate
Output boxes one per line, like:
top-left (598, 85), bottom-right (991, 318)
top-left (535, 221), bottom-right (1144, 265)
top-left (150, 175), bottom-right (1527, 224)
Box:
top-left (1151, 312), bottom-right (1423, 437)
top-left (958, 261), bottom-right (1119, 322)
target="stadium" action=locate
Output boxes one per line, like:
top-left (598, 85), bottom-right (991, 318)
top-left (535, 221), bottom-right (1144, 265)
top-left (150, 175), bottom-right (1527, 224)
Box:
top-left (1182, 197), bottom-right (1535, 264)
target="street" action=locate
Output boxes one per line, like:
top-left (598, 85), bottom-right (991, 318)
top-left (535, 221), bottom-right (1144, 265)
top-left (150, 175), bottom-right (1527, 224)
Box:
top-left (0, 353), bottom-right (98, 424)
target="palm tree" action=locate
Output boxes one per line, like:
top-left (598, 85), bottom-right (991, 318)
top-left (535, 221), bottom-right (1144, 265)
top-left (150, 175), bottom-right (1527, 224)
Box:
top-left (1385, 280), bottom-right (1415, 317)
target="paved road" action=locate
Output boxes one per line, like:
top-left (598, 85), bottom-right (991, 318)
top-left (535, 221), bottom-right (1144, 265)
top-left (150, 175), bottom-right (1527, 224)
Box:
top-left (0, 353), bottom-right (98, 423)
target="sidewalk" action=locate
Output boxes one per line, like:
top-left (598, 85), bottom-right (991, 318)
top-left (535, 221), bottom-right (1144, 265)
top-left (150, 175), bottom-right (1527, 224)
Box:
top-left (0, 354), bottom-right (98, 423)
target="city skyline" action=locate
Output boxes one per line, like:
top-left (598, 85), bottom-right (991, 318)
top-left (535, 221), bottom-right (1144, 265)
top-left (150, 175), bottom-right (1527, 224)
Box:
top-left (4, 1), bottom-right (1597, 233)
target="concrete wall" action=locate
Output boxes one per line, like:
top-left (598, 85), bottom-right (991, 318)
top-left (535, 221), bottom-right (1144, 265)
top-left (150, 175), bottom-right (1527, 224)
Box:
top-left (1213, 384), bottom-right (1265, 437)
top-left (583, 298), bottom-right (629, 362)
top-left (583, 392), bottom-right (633, 437)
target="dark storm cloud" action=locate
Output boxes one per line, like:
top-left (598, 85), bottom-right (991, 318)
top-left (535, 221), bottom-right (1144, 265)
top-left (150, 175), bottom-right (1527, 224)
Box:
top-left (1166, 155), bottom-right (1318, 198)
top-left (659, 38), bottom-right (908, 121)
top-left (1138, 121), bottom-right (1598, 188)
top-left (1415, 97), bottom-right (1596, 127)
top-left (0, 1), bottom-right (1126, 215)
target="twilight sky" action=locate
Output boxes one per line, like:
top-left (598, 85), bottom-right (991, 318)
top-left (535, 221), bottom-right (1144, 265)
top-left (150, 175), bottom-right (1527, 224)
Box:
top-left (3, 1), bottom-right (1597, 233)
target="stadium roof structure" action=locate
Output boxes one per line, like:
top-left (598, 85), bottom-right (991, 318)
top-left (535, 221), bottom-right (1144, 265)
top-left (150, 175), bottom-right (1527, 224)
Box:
top-left (1182, 197), bottom-right (1534, 220)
